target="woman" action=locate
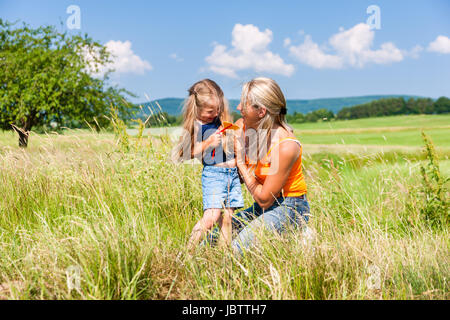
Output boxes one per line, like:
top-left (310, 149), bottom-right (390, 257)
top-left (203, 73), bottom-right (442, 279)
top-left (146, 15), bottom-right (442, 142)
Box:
top-left (230, 77), bottom-right (311, 255)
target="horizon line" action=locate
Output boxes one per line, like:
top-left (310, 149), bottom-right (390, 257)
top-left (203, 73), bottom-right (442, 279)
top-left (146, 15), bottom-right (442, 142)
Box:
top-left (135, 93), bottom-right (438, 104)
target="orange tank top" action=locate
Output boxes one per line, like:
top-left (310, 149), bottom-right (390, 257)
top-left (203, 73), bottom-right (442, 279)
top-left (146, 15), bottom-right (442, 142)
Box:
top-left (245, 136), bottom-right (307, 197)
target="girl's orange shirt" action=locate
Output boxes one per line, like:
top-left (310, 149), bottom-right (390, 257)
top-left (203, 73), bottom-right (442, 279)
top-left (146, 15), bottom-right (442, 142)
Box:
top-left (245, 136), bottom-right (307, 197)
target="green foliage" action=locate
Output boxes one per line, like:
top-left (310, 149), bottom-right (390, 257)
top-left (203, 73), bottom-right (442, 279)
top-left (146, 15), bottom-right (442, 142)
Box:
top-left (231, 111), bottom-right (241, 122)
top-left (286, 111), bottom-right (306, 124)
top-left (141, 111), bottom-right (181, 127)
top-left (287, 109), bottom-right (335, 124)
top-left (0, 19), bottom-right (135, 144)
top-left (337, 98), bottom-right (406, 119)
top-left (419, 132), bottom-right (449, 228)
top-left (337, 97), bottom-right (449, 120)
top-left (433, 97), bottom-right (450, 114)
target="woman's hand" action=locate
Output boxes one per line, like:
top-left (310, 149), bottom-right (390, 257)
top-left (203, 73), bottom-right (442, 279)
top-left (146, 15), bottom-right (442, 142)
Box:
top-left (234, 126), bottom-right (246, 165)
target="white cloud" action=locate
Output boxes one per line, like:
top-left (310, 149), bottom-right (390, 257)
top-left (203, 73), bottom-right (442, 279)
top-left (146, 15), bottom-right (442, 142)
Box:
top-left (105, 40), bottom-right (152, 74)
top-left (169, 53), bottom-right (184, 62)
top-left (283, 38), bottom-right (291, 47)
top-left (405, 45), bottom-right (423, 59)
top-left (289, 23), bottom-right (404, 69)
top-left (84, 40), bottom-right (152, 77)
top-left (427, 35), bottom-right (450, 54)
top-left (289, 35), bottom-right (343, 69)
top-left (205, 23), bottom-right (294, 78)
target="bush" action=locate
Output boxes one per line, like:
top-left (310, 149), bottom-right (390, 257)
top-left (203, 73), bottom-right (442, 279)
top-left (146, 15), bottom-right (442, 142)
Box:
top-left (418, 132), bottom-right (449, 229)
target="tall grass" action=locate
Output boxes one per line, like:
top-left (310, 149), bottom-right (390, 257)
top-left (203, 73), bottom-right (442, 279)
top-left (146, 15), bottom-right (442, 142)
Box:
top-left (0, 124), bottom-right (448, 299)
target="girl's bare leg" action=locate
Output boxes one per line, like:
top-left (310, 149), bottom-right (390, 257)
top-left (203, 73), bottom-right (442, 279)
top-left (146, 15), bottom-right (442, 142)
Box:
top-left (187, 209), bottom-right (222, 252)
top-left (218, 208), bottom-right (233, 248)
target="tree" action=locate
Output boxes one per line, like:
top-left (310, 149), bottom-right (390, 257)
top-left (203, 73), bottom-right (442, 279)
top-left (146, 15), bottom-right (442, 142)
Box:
top-left (286, 111), bottom-right (306, 124)
top-left (335, 96), bottom-right (449, 120)
top-left (0, 20), bottom-right (135, 147)
top-left (293, 112), bottom-right (306, 123)
top-left (305, 111), bottom-right (319, 123)
top-left (415, 98), bottom-right (434, 114)
top-left (312, 108), bottom-right (334, 121)
top-left (405, 97), bottom-right (420, 114)
top-left (433, 97), bottom-right (450, 114)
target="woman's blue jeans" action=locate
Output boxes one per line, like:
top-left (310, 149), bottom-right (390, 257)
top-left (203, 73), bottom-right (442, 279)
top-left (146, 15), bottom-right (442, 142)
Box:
top-left (204, 195), bottom-right (310, 255)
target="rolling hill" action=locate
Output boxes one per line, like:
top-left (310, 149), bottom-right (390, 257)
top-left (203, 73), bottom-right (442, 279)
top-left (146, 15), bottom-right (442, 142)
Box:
top-left (134, 95), bottom-right (424, 117)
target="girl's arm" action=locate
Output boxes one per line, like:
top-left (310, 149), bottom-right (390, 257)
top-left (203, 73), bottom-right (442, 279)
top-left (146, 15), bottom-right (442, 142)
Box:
top-left (192, 131), bottom-right (222, 158)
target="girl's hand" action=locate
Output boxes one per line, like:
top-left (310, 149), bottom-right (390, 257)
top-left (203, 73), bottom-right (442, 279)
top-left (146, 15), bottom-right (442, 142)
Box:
top-left (208, 131), bottom-right (222, 148)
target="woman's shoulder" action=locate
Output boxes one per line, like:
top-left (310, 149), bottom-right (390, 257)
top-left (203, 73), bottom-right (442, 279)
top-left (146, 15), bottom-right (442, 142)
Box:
top-left (277, 138), bottom-right (301, 156)
top-left (277, 126), bottom-right (298, 143)
top-left (270, 130), bottom-right (301, 159)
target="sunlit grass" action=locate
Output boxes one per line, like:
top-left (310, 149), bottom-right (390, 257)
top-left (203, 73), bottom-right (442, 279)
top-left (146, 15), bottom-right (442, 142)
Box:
top-left (0, 121), bottom-right (448, 299)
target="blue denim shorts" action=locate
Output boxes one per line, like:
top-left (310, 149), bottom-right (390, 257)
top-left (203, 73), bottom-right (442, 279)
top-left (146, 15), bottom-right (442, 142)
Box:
top-left (201, 165), bottom-right (244, 210)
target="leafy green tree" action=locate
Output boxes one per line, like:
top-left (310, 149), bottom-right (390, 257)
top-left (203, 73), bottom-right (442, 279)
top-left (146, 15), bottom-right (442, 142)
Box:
top-left (312, 108), bottom-right (334, 121)
top-left (293, 112), bottom-right (306, 123)
top-left (305, 112), bottom-right (319, 123)
top-left (415, 98), bottom-right (434, 114)
top-left (433, 97), bottom-right (450, 114)
top-left (0, 20), bottom-right (134, 147)
top-left (405, 98), bottom-right (420, 114)
top-left (286, 111), bottom-right (306, 124)
top-left (302, 109), bottom-right (334, 123)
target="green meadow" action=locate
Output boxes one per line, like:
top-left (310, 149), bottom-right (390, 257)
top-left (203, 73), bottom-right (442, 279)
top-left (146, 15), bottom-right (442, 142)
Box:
top-left (293, 114), bottom-right (450, 148)
top-left (0, 114), bottom-right (448, 299)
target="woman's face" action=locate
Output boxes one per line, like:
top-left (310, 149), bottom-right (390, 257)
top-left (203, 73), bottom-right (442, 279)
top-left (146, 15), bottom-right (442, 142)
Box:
top-left (237, 99), bottom-right (265, 129)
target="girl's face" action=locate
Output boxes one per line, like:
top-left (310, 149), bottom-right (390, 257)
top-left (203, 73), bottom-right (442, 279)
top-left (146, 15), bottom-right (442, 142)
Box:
top-left (198, 101), bottom-right (219, 124)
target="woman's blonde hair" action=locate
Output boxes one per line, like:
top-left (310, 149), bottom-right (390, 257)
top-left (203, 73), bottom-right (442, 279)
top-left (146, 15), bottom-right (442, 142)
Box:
top-left (240, 77), bottom-right (293, 162)
top-left (172, 79), bottom-right (232, 162)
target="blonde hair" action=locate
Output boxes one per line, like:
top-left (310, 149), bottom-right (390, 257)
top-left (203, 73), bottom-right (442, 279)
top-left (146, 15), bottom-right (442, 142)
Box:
top-left (172, 79), bottom-right (232, 162)
top-left (240, 77), bottom-right (292, 162)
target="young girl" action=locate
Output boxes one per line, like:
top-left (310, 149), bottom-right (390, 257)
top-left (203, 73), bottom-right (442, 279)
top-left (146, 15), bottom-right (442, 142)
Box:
top-left (173, 79), bottom-right (244, 250)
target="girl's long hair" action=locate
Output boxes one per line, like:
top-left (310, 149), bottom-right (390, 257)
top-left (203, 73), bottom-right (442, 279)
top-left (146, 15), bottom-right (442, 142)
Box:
top-left (172, 79), bottom-right (232, 163)
top-left (240, 77), bottom-right (293, 163)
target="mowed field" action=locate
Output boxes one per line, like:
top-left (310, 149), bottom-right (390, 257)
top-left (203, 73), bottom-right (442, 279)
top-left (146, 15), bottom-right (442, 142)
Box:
top-left (0, 114), bottom-right (448, 299)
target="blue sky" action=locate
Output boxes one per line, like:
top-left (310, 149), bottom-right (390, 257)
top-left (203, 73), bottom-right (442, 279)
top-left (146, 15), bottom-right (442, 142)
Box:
top-left (1, 0), bottom-right (449, 103)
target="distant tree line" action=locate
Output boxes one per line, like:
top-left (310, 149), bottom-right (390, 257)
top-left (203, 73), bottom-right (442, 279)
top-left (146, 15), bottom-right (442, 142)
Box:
top-left (142, 96), bottom-right (450, 127)
top-left (283, 96), bottom-right (450, 124)
top-left (286, 109), bottom-right (335, 124)
top-left (141, 112), bottom-right (182, 127)
top-left (336, 96), bottom-right (450, 120)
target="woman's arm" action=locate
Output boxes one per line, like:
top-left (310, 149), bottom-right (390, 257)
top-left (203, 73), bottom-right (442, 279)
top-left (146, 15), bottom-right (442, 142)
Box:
top-left (236, 137), bottom-right (300, 209)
